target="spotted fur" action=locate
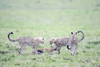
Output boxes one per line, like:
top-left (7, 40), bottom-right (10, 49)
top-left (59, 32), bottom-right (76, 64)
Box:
top-left (49, 30), bottom-right (84, 55)
top-left (8, 32), bottom-right (44, 54)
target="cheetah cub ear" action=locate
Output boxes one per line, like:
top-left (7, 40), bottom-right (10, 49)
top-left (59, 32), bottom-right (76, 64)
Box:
top-left (52, 38), bottom-right (54, 40)
top-left (76, 32), bottom-right (78, 34)
top-left (71, 32), bottom-right (73, 34)
top-left (42, 38), bottom-right (44, 40)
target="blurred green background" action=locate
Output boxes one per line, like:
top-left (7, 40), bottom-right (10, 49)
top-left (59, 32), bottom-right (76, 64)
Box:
top-left (0, 0), bottom-right (100, 67)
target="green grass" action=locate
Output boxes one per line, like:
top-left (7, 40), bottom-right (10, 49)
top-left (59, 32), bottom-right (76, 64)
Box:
top-left (0, 0), bottom-right (100, 67)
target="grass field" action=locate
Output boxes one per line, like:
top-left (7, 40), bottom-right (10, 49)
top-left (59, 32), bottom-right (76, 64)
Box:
top-left (0, 0), bottom-right (100, 67)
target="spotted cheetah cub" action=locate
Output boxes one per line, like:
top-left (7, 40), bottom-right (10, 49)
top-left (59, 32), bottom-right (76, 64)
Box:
top-left (8, 32), bottom-right (44, 54)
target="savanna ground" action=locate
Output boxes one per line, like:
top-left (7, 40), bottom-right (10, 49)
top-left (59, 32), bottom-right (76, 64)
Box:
top-left (0, 0), bottom-right (100, 67)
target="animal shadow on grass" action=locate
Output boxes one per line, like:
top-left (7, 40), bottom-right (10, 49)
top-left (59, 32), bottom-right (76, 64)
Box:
top-left (88, 41), bottom-right (100, 45)
top-left (63, 57), bottom-right (73, 61)
top-left (0, 51), bottom-right (11, 54)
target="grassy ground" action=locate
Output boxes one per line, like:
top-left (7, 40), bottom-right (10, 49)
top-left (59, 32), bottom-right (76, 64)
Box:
top-left (0, 0), bottom-right (100, 67)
